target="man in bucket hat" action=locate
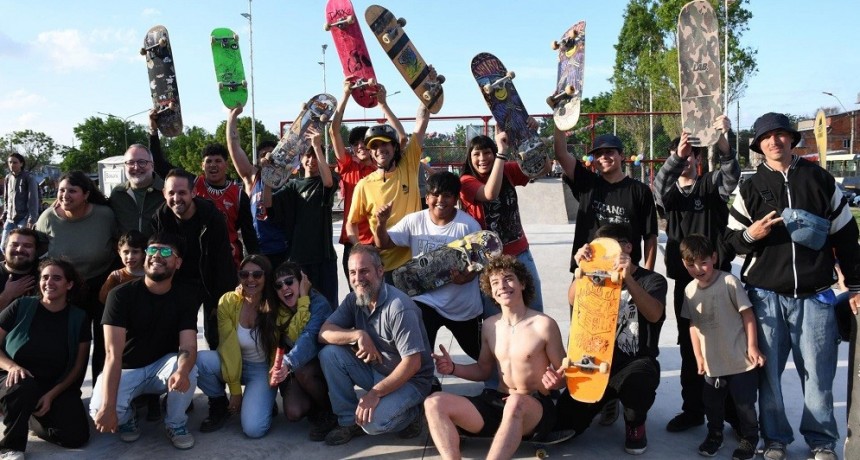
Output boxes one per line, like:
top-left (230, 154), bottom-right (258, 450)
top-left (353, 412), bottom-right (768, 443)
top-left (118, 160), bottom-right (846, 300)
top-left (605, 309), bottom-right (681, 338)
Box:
top-left (725, 112), bottom-right (860, 460)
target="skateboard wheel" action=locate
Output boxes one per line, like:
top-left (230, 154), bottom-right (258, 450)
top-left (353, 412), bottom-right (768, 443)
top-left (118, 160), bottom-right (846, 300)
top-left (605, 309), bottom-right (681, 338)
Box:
top-left (422, 91), bottom-right (431, 101)
top-left (507, 70), bottom-right (516, 80)
top-left (210, 36), bottom-right (215, 45)
top-left (598, 362), bottom-right (609, 374)
top-left (158, 37), bottom-right (167, 47)
top-left (319, 114), bottom-right (329, 123)
top-left (546, 95), bottom-right (556, 108)
top-left (482, 84), bottom-right (492, 95)
top-left (324, 22), bottom-right (332, 32)
top-left (218, 82), bottom-right (224, 90)
top-left (436, 74), bottom-right (446, 84)
top-left (233, 33), bottom-right (239, 42)
top-left (610, 271), bottom-right (620, 283)
top-left (536, 448), bottom-right (547, 459)
top-left (367, 77), bottom-right (376, 86)
top-left (574, 268), bottom-right (583, 279)
top-left (382, 33), bottom-right (391, 45)
top-left (168, 101), bottom-right (177, 111)
top-left (139, 47), bottom-right (147, 56)
top-left (301, 102), bottom-right (308, 111)
top-left (551, 40), bottom-right (560, 51)
top-left (561, 357), bottom-right (570, 369)
top-left (241, 80), bottom-right (248, 88)
top-left (397, 17), bottom-right (406, 27)
top-left (346, 15), bottom-right (355, 25)
top-left (565, 85), bottom-right (575, 96)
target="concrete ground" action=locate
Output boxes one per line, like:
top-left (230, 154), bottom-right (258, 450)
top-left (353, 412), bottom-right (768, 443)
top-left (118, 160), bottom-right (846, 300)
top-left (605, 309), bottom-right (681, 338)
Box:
top-left (23, 177), bottom-right (851, 459)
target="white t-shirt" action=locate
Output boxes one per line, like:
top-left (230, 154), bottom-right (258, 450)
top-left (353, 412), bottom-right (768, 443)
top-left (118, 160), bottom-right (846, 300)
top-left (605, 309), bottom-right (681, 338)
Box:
top-left (387, 209), bottom-right (482, 321)
top-left (237, 324), bottom-right (267, 363)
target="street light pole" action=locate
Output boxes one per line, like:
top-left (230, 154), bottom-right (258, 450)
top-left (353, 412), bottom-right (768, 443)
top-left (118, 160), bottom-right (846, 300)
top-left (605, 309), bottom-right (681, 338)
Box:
top-left (724, 0), bottom-right (730, 112)
top-left (320, 44), bottom-right (328, 94)
top-left (97, 109), bottom-right (149, 149)
top-left (241, 1), bottom-right (257, 163)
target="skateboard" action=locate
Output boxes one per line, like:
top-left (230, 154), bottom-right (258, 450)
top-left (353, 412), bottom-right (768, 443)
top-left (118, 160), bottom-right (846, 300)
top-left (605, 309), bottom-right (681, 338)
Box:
top-left (141, 25), bottom-right (182, 138)
top-left (548, 21), bottom-right (586, 131)
top-left (814, 109), bottom-right (827, 168)
top-left (563, 238), bottom-right (624, 404)
top-left (365, 4), bottom-right (444, 114)
top-left (460, 429), bottom-right (576, 459)
top-left (325, 0), bottom-right (378, 108)
top-left (392, 230), bottom-right (502, 297)
top-left (263, 93), bottom-right (337, 188)
top-left (210, 27), bottom-right (248, 109)
top-left (471, 52), bottom-right (548, 179)
top-left (678, 0), bottom-right (722, 147)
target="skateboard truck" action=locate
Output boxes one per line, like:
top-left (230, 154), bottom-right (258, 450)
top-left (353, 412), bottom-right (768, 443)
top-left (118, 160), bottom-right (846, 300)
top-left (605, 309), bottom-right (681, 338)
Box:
top-left (350, 77), bottom-right (375, 90)
top-left (482, 71), bottom-right (515, 95)
top-left (381, 17), bottom-right (406, 44)
top-left (211, 34), bottom-right (240, 49)
top-left (422, 74), bottom-right (445, 101)
top-left (546, 85), bottom-right (577, 109)
top-left (218, 80), bottom-right (248, 91)
top-left (324, 14), bottom-right (355, 31)
top-left (139, 37), bottom-right (168, 56)
top-left (551, 30), bottom-right (581, 52)
top-left (563, 356), bottom-right (609, 374)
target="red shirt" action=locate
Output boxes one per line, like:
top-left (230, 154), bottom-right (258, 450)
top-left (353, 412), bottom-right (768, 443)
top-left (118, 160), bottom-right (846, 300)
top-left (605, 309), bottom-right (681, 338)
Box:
top-left (337, 155), bottom-right (375, 245)
top-left (194, 177), bottom-right (243, 266)
top-left (459, 162), bottom-right (530, 256)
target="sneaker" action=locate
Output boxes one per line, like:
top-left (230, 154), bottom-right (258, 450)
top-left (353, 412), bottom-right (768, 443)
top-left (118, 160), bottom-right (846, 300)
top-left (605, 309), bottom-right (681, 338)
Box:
top-left (0, 449), bottom-right (25, 460)
top-left (199, 396), bottom-right (229, 433)
top-left (763, 442), bottom-right (786, 460)
top-left (166, 425), bottom-right (195, 450)
top-left (666, 411), bottom-right (705, 432)
top-left (811, 446), bottom-right (838, 460)
top-left (118, 415), bottom-right (140, 443)
top-left (698, 430), bottom-right (723, 457)
top-left (397, 410), bottom-right (423, 439)
top-left (324, 424), bottom-right (365, 446)
top-left (308, 411), bottom-right (338, 442)
top-left (599, 398), bottom-right (620, 426)
top-left (732, 437), bottom-right (758, 460)
top-left (146, 394), bottom-right (162, 422)
top-left (624, 422), bottom-right (647, 455)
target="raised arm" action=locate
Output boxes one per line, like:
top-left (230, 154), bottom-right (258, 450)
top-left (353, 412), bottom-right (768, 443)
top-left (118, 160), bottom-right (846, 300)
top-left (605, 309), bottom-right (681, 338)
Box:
top-left (148, 110), bottom-right (173, 179)
top-left (330, 79), bottom-right (353, 163)
top-left (376, 84), bottom-right (408, 149)
top-left (226, 105), bottom-right (256, 195)
top-left (553, 126), bottom-right (578, 178)
top-left (308, 127), bottom-right (333, 188)
top-left (713, 115), bottom-right (740, 200)
top-left (472, 130), bottom-right (509, 202)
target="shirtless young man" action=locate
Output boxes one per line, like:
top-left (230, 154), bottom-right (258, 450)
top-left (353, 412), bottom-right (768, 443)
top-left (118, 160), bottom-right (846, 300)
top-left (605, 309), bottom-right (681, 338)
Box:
top-left (424, 255), bottom-right (566, 460)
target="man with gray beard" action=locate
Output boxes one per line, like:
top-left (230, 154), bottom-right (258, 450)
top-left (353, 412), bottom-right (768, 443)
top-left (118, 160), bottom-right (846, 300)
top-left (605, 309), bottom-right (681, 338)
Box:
top-left (318, 244), bottom-right (434, 446)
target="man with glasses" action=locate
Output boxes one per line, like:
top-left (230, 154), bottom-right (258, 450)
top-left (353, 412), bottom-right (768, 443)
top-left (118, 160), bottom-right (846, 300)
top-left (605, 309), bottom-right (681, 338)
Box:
top-left (152, 169), bottom-right (235, 350)
top-left (2, 153), bottom-right (39, 248)
top-left (109, 144), bottom-right (169, 239)
top-left (653, 115), bottom-right (739, 433)
top-left (91, 232), bottom-right (200, 450)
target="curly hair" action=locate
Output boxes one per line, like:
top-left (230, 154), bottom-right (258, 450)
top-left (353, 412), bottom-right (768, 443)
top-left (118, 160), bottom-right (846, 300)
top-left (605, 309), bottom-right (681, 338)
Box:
top-left (479, 254), bottom-right (535, 307)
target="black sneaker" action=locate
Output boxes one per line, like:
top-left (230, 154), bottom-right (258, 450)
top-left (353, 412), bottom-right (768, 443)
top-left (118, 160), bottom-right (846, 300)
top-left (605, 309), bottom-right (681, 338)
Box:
top-left (666, 411), bottom-right (705, 432)
top-left (308, 412), bottom-right (338, 442)
top-left (199, 396), bottom-right (229, 433)
top-left (624, 422), bottom-right (647, 455)
top-left (324, 424), bottom-right (365, 446)
top-left (732, 437), bottom-right (758, 460)
top-left (698, 430), bottom-right (723, 457)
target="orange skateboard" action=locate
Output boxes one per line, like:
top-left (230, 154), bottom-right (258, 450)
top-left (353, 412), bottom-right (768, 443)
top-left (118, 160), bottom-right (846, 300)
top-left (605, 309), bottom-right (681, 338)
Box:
top-left (563, 238), bottom-right (623, 403)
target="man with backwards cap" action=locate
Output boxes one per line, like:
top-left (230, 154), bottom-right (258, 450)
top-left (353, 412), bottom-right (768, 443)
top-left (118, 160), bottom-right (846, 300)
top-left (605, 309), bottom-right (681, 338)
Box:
top-left (725, 112), bottom-right (860, 460)
top-left (347, 95), bottom-right (431, 280)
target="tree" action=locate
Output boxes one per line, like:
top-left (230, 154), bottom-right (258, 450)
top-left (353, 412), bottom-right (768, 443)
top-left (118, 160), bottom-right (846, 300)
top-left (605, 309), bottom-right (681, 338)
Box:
top-left (213, 116), bottom-right (278, 164)
top-left (0, 130), bottom-right (61, 171)
top-left (160, 126), bottom-right (216, 174)
top-left (63, 117), bottom-right (149, 172)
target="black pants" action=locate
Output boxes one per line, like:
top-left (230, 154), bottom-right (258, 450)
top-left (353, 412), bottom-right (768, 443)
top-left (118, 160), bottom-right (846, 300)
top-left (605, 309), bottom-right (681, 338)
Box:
top-left (300, 259), bottom-right (339, 310)
top-left (702, 370), bottom-right (758, 440)
top-left (84, 271), bottom-right (111, 383)
top-left (415, 301), bottom-right (481, 360)
top-left (838, 292), bottom-right (859, 459)
top-left (0, 374), bottom-right (89, 452)
top-left (555, 356), bottom-right (660, 433)
top-left (341, 243), bottom-right (354, 292)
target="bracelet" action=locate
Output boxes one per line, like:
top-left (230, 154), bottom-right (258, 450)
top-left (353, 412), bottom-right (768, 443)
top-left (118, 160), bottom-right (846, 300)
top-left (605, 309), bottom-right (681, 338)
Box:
top-left (449, 362), bottom-right (456, 376)
top-left (495, 154), bottom-right (507, 161)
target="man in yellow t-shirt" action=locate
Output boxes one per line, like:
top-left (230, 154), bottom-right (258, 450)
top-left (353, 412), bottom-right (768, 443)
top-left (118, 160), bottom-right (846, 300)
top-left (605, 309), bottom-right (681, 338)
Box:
top-left (347, 104), bottom-right (430, 277)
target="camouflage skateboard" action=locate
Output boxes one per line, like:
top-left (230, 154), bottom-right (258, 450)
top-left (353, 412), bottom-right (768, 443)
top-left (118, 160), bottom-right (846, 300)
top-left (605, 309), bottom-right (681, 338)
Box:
top-left (392, 230), bottom-right (502, 297)
top-left (460, 428), bottom-right (576, 459)
top-left (678, 0), bottom-right (722, 147)
top-left (471, 52), bottom-right (548, 178)
top-left (210, 27), bottom-right (248, 109)
top-left (365, 4), bottom-right (444, 114)
top-left (325, 0), bottom-right (378, 108)
top-left (263, 93), bottom-right (337, 188)
top-left (563, 238), bottom-right (623, 403)
top-left (141, 25), bottom-right (182, 137)
top-left (548, 21), bottom-right (586, 131)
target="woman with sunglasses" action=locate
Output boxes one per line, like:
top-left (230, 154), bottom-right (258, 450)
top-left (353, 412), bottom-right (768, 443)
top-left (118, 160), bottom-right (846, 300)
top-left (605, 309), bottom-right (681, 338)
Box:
top-left (267, 261), bottom-right (336, 441)
top-left (0, 259), bottom-right (91, 458)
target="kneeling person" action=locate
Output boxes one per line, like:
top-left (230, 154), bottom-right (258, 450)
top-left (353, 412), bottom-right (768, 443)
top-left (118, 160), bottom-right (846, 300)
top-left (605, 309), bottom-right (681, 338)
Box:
top-left (424, 255), bottom-right (566, 460)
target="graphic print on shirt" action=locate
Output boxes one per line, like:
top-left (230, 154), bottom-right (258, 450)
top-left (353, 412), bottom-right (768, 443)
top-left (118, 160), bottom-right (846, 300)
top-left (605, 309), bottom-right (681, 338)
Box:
top-left (615, 289), bottom-right (639, 356)
top-left (482, 181), bottom-right (523, 244)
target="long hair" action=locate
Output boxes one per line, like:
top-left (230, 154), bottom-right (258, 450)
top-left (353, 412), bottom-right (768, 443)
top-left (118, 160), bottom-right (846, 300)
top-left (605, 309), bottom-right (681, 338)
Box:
top-left (256, 259), bottom-right (301, 355)
top-left (58, 171), bottom-right (109, 206)
top-left (462, 135), bottom-right (498, 178)
top-left (235, 255), bottom-right (276, 355)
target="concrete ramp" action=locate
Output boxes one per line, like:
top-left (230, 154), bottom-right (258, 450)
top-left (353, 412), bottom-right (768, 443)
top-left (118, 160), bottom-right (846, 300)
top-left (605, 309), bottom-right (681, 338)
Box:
top-left (516, 177), bottom-right (577, 224)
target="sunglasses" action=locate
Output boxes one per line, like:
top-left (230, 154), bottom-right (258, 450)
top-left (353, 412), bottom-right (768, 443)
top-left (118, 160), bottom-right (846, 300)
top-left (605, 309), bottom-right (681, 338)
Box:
top-left (145, 246), bottom-right (174, 257)
top-left (239, 270), bottom-right (264, 280)
top-left (274, 277), bottom-right (296, 289)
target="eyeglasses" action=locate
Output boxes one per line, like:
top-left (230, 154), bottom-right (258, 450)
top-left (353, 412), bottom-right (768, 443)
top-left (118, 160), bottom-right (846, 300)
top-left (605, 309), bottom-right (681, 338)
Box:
top-left (145, 246), bottom-right (174, 257)
top-left (239, 270), bottom-right (264, 280)
top-left (124, 159), bottom-right (152, 168)
top-left (274, 277), bottom-right (296, 289)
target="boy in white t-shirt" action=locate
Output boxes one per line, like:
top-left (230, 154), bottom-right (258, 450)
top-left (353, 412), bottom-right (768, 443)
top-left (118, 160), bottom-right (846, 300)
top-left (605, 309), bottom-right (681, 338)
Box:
top-left (680, 234), bottom-right (766, 460)
top-left (373, 171), bottom-right (483, 363)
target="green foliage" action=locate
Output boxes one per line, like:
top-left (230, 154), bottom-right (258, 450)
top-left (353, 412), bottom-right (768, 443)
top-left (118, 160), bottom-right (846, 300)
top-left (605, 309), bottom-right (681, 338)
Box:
top-left (213, 116), bottom-right (278, 159)
top-left (160, 126), bottom-right (216, 174)
top-left (62, 117), bottom-right (149, 172)
top-left (0, 130), bottom-right (60, 172)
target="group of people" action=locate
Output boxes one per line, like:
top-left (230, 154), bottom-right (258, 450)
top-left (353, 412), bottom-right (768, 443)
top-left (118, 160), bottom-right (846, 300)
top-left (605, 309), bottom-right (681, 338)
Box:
top-left (0, 76), bottom-right (856, 460)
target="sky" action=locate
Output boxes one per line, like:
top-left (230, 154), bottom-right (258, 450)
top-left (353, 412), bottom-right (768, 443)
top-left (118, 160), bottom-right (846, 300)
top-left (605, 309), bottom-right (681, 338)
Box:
top-left (0, 0), bottom-right (858, 155)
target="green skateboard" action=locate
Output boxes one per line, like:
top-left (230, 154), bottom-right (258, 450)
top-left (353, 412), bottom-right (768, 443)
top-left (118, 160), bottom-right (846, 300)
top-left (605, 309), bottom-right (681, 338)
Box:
top-left (211, 27), bottom-right (248, 108)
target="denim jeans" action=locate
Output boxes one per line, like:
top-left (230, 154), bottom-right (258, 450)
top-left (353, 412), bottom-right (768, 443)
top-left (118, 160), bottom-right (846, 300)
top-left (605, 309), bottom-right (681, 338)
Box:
top-left (747, 287), bottom-right (839, 449)
top-left (319, 344), bottom-right (425, 434)
top-left (196, 350), bottom-right (276, 438)
top-left (89, 353), bottom-right (197, 430)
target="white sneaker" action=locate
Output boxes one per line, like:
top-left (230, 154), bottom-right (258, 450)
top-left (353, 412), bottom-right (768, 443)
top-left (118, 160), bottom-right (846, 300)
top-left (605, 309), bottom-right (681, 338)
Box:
top-left (0, 449), bottom-right (25, 460)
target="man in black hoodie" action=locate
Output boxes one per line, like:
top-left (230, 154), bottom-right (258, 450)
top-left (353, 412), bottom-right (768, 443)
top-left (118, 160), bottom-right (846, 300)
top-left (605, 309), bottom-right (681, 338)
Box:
top-left (152, 168), bottom-right (236, 350)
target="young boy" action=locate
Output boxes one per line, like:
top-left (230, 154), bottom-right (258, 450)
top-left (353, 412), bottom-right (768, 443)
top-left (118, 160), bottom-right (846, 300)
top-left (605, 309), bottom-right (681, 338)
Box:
top-left (680, 234), bottom-right (765, 459)
top-left (98, 230), bottom-right (147, 304)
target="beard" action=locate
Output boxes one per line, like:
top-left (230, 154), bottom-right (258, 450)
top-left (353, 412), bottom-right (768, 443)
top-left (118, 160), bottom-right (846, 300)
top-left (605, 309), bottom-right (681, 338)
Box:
top-left (353, 280), bottom-right (381, 307)
top-left (145, 267), bottom-right (174, 282)
top-left (5, 254), bottom-right (35, 273)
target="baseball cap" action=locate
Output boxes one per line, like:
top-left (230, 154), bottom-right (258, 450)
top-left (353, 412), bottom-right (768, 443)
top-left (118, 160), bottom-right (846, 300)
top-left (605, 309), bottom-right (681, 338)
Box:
top-left (587, 134), bottom-right (624, 156)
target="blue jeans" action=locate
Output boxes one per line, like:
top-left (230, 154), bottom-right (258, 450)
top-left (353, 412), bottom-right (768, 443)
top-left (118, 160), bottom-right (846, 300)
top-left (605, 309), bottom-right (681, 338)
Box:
top-left (89, 353), bottom-right (197, 430)
top-left (196, 350), bottom-right (276, 438)
top-left (747, 287), bottom-right (839, 449)
top-left (318, 344), bottom-right (425, 434)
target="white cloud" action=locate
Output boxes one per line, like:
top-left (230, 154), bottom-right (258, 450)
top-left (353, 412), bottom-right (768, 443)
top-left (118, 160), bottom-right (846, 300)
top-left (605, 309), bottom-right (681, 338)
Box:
top-left (17, 112), bottom-right (40, 125)
top-left (0, 90), bottom-right (47, 110)
top-left (142, 8), bottom-right (161, 18)
top-left (33, 28), bottom-right (137, 72)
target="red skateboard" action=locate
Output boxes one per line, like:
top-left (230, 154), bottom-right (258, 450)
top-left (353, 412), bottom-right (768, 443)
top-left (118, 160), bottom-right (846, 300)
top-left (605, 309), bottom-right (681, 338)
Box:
top-left (325, 0), bottom-right (377, 108)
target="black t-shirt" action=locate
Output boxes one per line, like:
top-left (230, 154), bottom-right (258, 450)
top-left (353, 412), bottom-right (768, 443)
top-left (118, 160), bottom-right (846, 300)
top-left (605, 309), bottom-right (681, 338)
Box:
top-left (614, 267), bottom-right (667, 366)
top-left (102, 279), bottom-right (198, 369)
top-left (0, 265), bottom-right (39, 299)
top-left (0, 300), bottom-right (91, 382)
